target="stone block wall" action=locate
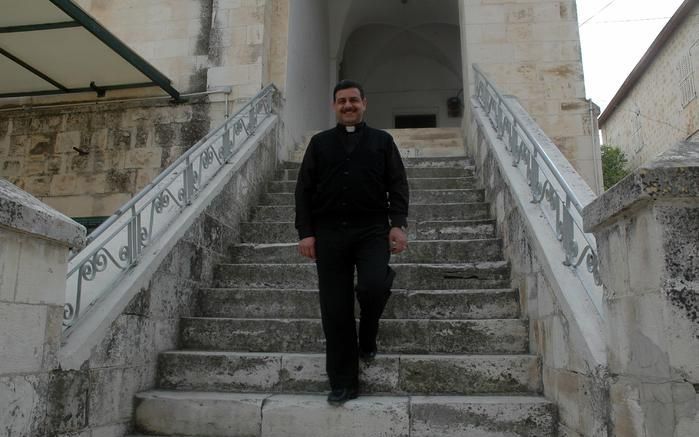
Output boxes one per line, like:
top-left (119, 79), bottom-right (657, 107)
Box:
top-left (469, 100), bottom-right (609, 437)
top-left (0, 99), bottom-right (223, 218)
top-left (47, 120), bottom-right (280, 436)
top-left (600, 3), bottom-right (699, 170)
top-left (583, 142), bottom-right (699, 437)
top-left (460, 0), bottom-right (603, 193)
top-left (0, 180), bottom-right (86, 437)
top-left (72, 0), bottom-right (271, 100)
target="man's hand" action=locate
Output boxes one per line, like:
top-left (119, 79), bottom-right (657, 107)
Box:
top-left (389, 227), bottom-right (408, 254)
top-left (298, 236), bottom-right (317, 260)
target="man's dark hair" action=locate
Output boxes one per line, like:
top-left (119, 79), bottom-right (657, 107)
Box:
top-left (333, 80), bottom-right (365, 101)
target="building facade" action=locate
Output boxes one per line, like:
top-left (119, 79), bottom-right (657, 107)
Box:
top-left (599, 0), bottom-right (699, 170)
top-left (0, 0), bottom-right (603, 224)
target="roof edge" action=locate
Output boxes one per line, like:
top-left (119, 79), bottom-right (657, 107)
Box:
top-left (598, 0), bottom-right (696, 126)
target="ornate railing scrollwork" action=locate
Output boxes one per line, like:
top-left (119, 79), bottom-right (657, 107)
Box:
top-left (63, 85), bottom-right (279, 330)
top-left (473, 65), bottom-right (603, 314)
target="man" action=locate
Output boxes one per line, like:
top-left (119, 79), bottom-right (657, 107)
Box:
top-left (295, 80), bottom-right (409, 405)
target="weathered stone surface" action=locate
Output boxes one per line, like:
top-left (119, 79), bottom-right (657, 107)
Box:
top-left (213, 262), bottom-right (511, 289)
top-left (583, 141), bottom-right (699, 232)
top-left (260, 189), bottom-right (485, 205)
top-left (414, 219), bottom-right (497, 240)
top-left (410, 396), bottom-right (557, 436)
top-left (197, 288), bottom-right (519, 320)
top-left (267, 177), bottom-right (478, 193)
top-left (0, 374), bottom-right (48, 437)
top-left (239, 219), bottom-right (498, 243)
top-left (180, 317), bottom-right (527, 354)
top-left (0, 178), bottom-right (86, 247)
top-left (399, 355), bottom-right (541, 394)
top-left (135, 391), bottom-right (265, 437)
top-left (261, 395), bottom-right (410, 437)
top-left (250, 202), bottom-right (491, 222)
top-left (275, 166), bottom-right (474, 181)
top-left (229, 239), bottom-right (502, 264)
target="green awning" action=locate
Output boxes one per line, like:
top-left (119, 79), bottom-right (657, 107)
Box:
top-left (0, 0), bottom-right (179, 100)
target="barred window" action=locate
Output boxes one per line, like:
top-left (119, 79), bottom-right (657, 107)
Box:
top-left (678, 53), bottom-right (697, 108)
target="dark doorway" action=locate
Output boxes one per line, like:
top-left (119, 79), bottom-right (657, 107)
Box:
top-left (394, 114), bottom-right (437, 129)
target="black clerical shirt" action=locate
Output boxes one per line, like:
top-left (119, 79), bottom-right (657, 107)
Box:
top-left (294, 123), bottom-right (409, 239)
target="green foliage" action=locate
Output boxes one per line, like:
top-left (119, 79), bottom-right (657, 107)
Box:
top-left (601, 145), bottom-right (630, 190)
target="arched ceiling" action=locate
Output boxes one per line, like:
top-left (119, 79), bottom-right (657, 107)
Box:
top-left (342, 23), bottom-right (462, 82)
top-left (328, 0), bottom-right (460, 59)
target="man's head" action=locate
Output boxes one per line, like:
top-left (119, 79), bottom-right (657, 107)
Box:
top-left (333, 80), bottom-right (367, 126)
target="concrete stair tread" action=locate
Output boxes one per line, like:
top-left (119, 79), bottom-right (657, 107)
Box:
top-left (138, 390), bottom-right (551, 403)
top-left (134, 391), bottom-right (556, 437)
top-left (180, 317), bottom-right (528, 354)
top-left (156, 350), bottom-right (542, 395)
top-left (196, 287), bottom-right (520, 319)
top-left (229, 239), bottom-right (503, 264)
top-left (160, 350), bottom-right (537, 358)
top-left (213, 261), bottom-right (511, 290)
top-left (217, 260), bottom-right (509, 267)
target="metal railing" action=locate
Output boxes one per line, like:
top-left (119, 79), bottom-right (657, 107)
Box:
top-left (63, 84), bottom-right (278, 329)
top-left (473, 64), bottom-right (603, 313)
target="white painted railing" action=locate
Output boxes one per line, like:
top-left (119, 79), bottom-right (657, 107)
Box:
top-left (64, 85), bottom-right (278, 329)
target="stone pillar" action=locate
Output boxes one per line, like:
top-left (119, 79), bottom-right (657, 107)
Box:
top-left (0, 179), bottom-right (85, 437)
top-left (583, 142), bottom-right (699, 437)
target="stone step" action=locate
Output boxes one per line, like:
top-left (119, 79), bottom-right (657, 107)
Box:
top-left (239, 219), bottom-right (497, 243)
top-left (157, 351), bottom-right (541, 395)
top-left (282, 156), bottom-right (472, 170)
top-left (197, 288), bottom-right (520, 319)
top-left (213, 261), bottom-right (511, 290)
top-left (230, 239), bottom-right (503, 264)
top-left (268, 176), bottom-right (478, 193)
top-left (275, 166), bottom-right (474, 181)
top-left (179, 317), bottom-right (528, 354)
top-left (250, 202), bottom-right (490, 222)
top-left (260, 189), bottom-right (485, 206)
top-left (134, 391), bottom-right (556, 437)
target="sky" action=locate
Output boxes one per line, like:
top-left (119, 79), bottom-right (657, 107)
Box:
top-left (576, 0), bottom-right (687, 111)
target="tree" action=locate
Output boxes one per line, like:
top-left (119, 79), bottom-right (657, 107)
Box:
top-left (601, 145), bottom-right (630, 190)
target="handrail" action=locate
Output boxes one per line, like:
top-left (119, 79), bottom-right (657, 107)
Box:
top-left (472, 64), bottom-right (585, 213)
top-left (472, 65), bottom-right (603, 313)
top-left (63, 84), bottom-right (279, 329)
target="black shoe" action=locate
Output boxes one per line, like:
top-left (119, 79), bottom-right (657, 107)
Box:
top-left (327, 387), bottom-right (358, 405)
top-left (359, 348), bottom-right (377, 363)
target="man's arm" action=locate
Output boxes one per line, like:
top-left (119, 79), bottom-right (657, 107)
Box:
top-left (295, 140), bottom-right (317, 259)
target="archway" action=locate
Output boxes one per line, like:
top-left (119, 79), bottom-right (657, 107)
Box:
top-left (330, 0), bottom-right (462, 129)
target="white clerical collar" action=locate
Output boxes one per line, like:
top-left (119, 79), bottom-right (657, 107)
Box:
top-left (345, 125), bottom-right (356, 133)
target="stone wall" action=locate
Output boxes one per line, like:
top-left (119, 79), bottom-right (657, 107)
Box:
top-left (0, 99), bottom-right (223, 218)
top-left (460, 0), bottom-right (604, 194)
top-left (600, 3), bottom-right (699, 171)
top-left (469, 98), bottom-right (609, 437)
top-left (0, 0), bottom-right (280, 219)
top-left (47, 118), bottom-right (280, 437)
top-left (0, 180), bottom-right (85, 437)
top-left (583, 142), bottom-right (699, 437)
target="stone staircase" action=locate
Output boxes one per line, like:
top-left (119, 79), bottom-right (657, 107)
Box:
top-left (129, 132), bottom-right (557, 436)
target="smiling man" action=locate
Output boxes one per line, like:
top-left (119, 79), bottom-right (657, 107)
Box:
top-left (294, 80), bottom-right (409, 405)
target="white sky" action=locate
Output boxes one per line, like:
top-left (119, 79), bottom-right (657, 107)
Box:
top-left (576, 0), bottom-right (687, 111)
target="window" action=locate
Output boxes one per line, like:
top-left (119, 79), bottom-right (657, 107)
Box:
top-left (678, 53), bottom-right (697, 108)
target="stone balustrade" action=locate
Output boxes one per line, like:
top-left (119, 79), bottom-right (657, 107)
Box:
top-left (583, 141), bottom-right (699, 437)
top-left (0, 178), bottom-right (86, 436)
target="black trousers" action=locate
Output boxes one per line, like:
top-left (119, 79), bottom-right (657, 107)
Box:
top-left (314, 223), bottom-right (396, 390)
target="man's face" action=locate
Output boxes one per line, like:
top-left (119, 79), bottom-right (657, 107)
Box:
top-left (333, 87), bottom-right (367, 126)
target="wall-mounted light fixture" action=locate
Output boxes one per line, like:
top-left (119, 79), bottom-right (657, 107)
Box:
top-left (447, 89), bottom-right (463, 117)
